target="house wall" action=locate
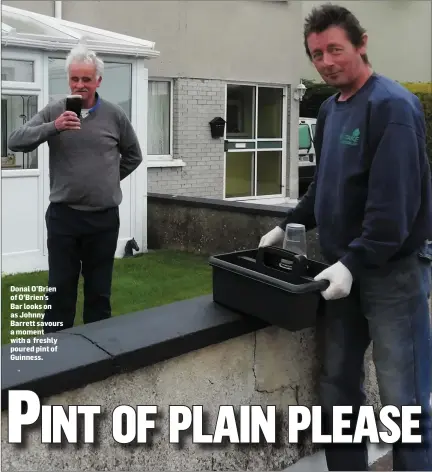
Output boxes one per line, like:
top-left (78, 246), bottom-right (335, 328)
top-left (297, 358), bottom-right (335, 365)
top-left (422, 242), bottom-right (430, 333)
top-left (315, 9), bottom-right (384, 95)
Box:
top-left (2, 0), bottom-right (303, 83)
top-left (60, 0), bottom-right (302, 201)
top-left (148, 78), bottom-right (225, 198)
top-left (59, 0), bottom-right (303, 85)
top-left (3, 0), bottom-right (302, 200)
top-left (2, 0), bottom-right (53, 15)
top-left (148, 80), bottom-right (293, 200)
top-left (300, 0), bottom-right (432, 83)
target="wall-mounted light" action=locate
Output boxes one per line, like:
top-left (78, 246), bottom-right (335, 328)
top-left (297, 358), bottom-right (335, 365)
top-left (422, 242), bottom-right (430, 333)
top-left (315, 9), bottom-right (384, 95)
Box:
top-left (293, 80), bottom-right (307, 101)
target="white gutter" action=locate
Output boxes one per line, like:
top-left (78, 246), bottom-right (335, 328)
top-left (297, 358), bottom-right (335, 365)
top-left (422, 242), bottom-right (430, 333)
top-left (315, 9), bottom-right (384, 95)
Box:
top-left (0, 36), bottom-right (161, 58)
top-left (54, 1), bottom-right (62, 19)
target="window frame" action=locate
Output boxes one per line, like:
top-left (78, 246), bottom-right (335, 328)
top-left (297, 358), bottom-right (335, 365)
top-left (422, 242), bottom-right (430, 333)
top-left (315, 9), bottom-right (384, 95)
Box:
top-left (223, 80), bottom-right (288, 201)
top-left (2, 58), bottom-right (35, 83)
top-left (147, 77), bottom-right (179, 167)
top-left (1, 49), bottom-right (42, 91)
top-left (1, 48), bottom-right (44, 175)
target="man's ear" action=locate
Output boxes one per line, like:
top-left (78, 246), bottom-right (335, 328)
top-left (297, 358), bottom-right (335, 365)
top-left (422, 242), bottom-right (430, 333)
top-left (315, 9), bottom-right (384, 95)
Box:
top-left (97, 76), bottom-right (102, 88)
top-left (358, 33), bottom-right (368, 56)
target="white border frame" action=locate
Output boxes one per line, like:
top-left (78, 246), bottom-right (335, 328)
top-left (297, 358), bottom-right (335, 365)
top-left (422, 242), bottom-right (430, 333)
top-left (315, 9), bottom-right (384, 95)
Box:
top-left (146, 77), bottom-right (185, 168)
top-left (1, 48), bottom-right (43, 91)
top-left (1, 48), bottom-right (44, 176)
top-left (1, 47), bottom-right (47, 263)
top-left (223, 81), bottom-right (288, 202)
top-left (147, 77), bottom-right (173, 160)
top-left (39, 51), bottom-right (148, 254)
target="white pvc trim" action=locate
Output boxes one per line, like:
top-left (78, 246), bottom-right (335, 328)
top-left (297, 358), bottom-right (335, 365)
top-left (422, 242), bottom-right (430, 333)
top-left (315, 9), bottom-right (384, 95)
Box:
top-left (1, 4), bottom-right (160, 59)
top-left (2, 4), bottom-right (156, 48)
top-left (1, 36), bottom-right (159, 58)
top-left (54, 1), bottom-right (62, 19)
top-left (147, 159), bottom-right (186, 168)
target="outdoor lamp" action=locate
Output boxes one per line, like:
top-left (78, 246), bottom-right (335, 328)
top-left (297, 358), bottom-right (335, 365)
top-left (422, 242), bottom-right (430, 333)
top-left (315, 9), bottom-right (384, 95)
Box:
top-left (294, 81), bottom-right (307, 101)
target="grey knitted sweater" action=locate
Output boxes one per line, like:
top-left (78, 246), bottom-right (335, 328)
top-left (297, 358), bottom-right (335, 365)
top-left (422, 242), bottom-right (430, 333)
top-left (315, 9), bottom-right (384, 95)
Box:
top-left (8, 94), bottom-right (143, 211)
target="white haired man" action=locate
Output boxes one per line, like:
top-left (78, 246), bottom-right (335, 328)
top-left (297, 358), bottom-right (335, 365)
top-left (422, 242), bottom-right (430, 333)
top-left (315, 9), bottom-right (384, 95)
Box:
top-left (8, 45), bottom-right (143, 332)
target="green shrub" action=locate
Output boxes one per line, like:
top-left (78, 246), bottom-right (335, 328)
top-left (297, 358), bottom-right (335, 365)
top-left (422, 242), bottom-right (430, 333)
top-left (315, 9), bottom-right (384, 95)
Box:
top-left (401, 82), bottom-right (432, 94)
top-left (299, 79), bottom-right (336, 118)
top-left (413, 91), bottom-right (432, 165)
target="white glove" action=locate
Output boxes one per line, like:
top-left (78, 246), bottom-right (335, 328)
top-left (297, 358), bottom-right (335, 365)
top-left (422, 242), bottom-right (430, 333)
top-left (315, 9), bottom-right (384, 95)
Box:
top-left (259, 226), bottom-right (285, 248)
top-left (314, 261), bottom-right (353, 300)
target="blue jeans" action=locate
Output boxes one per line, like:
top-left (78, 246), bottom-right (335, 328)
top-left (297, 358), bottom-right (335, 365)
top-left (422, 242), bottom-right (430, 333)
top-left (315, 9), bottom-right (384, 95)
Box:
top-left (419, 241), bottom-right (432, 394)
top-left (419, 241), bottom-right (432, 292)
top-left (320, 251), bottom-right (432, 471)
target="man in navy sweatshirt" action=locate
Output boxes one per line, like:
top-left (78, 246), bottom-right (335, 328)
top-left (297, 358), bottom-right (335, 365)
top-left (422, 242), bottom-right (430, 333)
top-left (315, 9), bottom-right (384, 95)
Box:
top-left (259, 4), bottom-right (432, 471)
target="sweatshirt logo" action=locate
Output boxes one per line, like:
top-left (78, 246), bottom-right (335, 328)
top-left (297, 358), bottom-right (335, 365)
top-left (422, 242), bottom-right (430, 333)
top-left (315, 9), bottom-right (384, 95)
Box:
top-left (340, 128), bottom-right (361, 146)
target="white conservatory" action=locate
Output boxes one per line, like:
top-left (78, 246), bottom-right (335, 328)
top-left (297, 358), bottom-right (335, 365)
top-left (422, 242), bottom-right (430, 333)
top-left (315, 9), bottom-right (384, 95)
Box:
top-left (1, 5), bottom-right (159, 275)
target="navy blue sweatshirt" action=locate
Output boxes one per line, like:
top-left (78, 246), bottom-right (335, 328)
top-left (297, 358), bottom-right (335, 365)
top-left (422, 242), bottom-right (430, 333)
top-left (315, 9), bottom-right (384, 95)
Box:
top-left (280, 73), bottom-right (432, 277)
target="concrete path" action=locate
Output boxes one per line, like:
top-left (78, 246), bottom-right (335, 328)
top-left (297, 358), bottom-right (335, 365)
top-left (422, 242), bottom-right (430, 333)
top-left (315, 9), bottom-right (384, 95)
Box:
top-left (283, 442), bottom-right (391, 472)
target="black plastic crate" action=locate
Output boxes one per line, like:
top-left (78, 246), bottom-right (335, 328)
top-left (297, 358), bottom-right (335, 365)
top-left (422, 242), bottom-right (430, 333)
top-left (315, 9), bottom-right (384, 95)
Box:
top-left (208, 246), bottom-right (330, 331)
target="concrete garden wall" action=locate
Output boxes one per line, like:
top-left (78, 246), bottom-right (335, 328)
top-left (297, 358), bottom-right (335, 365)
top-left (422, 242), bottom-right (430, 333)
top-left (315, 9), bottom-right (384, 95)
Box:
top-left (1, 325), bottom-right (379, 471)
top-left (1, 193), bottom-right (381, 471)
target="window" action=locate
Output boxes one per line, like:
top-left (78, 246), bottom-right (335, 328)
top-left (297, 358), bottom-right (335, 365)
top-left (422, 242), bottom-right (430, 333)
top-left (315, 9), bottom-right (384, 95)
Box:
top-left (48, 58), bottom-right (68, 102)
top-left (48, 58), bottom-right (132, 119)
top-left (148, 80), bottom-right (171, 156)
top-left (1, 52), bottom-right (42, 171)
top-left (224, 84), bottom-right (285, 199)
top-left (99, 63), bottom-right (132, 119)
top-left (1, 94), bottom-right (38, 169)
top-left (299, 124), bottom-right (312, 150)
top-left (1, 59), bottom-right (34, 82)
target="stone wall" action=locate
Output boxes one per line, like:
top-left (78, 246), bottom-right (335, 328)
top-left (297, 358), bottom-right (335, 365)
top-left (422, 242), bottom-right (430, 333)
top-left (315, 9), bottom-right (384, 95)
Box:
top-left (1, 329), bottom-right (380, 471)
top-left (147, 193), bottom-right (325, 262)
top-left (1, 194), bottom-right (382, 471)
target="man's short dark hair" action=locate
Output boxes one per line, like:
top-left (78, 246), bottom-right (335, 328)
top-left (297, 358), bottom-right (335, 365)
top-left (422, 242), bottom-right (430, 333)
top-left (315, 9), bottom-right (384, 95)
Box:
top-left (303, 3), bottom-right (369, 64)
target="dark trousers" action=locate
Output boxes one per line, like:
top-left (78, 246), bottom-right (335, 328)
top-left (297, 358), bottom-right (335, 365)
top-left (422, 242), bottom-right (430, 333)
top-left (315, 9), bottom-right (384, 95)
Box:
top-left (320, 252), bottom-right (432, 471)
top-left (43, 202), bottom-right (120, 333)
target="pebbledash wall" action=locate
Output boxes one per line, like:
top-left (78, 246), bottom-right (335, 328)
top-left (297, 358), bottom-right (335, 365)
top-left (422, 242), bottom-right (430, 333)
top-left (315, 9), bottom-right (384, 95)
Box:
top-left (147, 78), bottom-right (293, 199)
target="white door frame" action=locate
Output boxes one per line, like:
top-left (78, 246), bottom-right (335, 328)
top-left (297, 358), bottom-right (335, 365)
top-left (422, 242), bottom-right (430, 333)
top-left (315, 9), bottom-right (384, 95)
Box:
top-left (223, 81), bottom-right (288, 201)
top-left (1, 48), bottom-right (48, 273)
top-left (41, 52), bottom-right (148, 258)
top-left (132, 58), bottom-right (148, 255)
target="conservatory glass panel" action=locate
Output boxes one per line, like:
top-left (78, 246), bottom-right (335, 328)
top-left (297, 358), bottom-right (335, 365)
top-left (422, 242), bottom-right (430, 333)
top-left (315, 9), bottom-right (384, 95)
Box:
top-left (1, 10), bottom-right (72, 38)
top-left (2, 10), bottom-right (71, 38)
top-left (48, 58), bottom-right (132, 119)
top-left (1, 94), bottom-right (39, 169)
top-left (1, 59), bottom-right (34, 82)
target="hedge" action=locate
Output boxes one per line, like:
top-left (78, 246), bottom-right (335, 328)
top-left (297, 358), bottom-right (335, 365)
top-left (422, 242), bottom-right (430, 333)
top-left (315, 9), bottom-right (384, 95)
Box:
top-left (300, 80), bottom-right (432, 165)
top-left (415, 91), bottom-right (432, 166)
top-left (403, 82), bottom-right (432, 94)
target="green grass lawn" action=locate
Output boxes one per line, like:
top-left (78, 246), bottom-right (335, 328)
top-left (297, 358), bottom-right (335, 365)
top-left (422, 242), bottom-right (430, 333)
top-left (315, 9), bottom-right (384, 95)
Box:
top-left (1, 250), bottom-right (213, 345)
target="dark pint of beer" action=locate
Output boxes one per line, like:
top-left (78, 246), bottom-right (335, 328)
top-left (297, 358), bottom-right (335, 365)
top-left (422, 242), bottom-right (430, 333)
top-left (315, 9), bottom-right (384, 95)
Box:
top-left (65, 94), bottom-right (82, 118)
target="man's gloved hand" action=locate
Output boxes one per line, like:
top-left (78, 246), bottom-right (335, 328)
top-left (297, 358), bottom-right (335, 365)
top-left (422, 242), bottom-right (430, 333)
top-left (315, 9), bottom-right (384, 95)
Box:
top-left (314, 261), bottom-right (353, 300)
top-left (259, 226), bottom-right (285, 248)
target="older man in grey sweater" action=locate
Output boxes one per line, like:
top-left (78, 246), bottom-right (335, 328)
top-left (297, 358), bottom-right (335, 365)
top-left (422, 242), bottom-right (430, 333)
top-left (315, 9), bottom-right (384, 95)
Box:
top-left (8, 45), bottom-right (142, 332)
